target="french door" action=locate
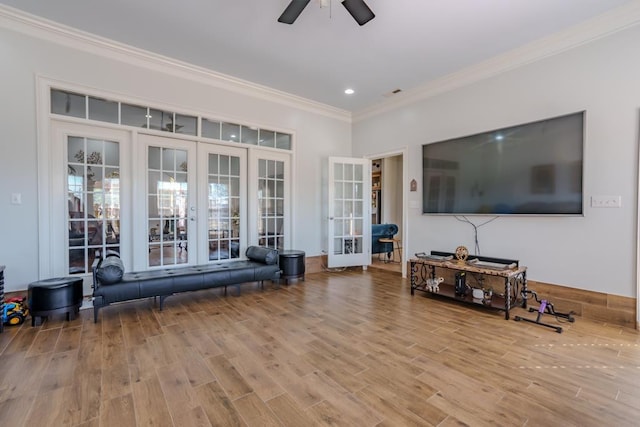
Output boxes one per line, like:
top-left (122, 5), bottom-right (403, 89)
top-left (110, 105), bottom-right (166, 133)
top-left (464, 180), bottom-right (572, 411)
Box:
top-left (197, 144), bottom-right (247, 264)
top-left (48, 121), bottom-right (132, 295)
top-left (49, 122), bottom-right (288, 288)
top-left (137, 134), bottom-right (197, 268)
top-left (328, 157), bottom-right (371, 268)
top-left (249, 150), bottom-right (290, 251)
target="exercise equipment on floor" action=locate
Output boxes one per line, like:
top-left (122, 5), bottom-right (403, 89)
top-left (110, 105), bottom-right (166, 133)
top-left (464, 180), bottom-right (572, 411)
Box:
top-left (514, 289), bottom-right (575, 333)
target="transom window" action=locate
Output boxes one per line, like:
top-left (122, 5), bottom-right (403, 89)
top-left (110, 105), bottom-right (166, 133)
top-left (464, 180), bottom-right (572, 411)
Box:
top-left (51, 89), bottom-right (292, 149)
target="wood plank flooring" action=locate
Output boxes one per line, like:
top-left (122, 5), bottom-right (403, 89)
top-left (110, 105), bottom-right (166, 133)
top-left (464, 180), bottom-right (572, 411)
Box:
top-left (1, 268), bottom-right (639, 426)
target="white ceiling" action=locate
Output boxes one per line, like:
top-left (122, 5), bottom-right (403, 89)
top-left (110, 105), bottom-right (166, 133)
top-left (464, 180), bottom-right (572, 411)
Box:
top-left (1, 0), bottom-right (637, 113)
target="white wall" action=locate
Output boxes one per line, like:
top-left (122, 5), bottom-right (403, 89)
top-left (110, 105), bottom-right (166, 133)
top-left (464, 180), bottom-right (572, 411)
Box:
top-left (353, 25), bottom-right (640, 297)
top-left (0, 23), bottom-right (351, 292)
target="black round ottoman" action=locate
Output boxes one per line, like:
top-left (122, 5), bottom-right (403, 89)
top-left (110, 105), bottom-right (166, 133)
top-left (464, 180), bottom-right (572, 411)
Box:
top-left (279, 250), bottom-right (305, 285)
top-left (28, 277), bottom-right (84, 326)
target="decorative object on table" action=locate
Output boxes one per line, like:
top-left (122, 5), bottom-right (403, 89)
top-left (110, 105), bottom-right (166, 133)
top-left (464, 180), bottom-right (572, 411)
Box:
top-left (483, 287), bottom-right (493, 300)
top-left (454, 245), bottom-right (469, 264)
top-left (425, 276), bottom-right (444, 292)
top-left (472, 288), bottom-right (484, 300)
top-left (454, 271), bottom-right (468, 296)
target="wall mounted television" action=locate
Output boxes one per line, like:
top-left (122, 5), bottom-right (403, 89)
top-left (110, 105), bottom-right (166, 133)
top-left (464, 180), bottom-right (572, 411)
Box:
top-left (422, 111), bottom-right (584, 215)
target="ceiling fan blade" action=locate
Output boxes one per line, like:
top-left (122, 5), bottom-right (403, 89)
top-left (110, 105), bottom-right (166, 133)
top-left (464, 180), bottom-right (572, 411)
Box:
top-left (341, 0), bottom-right (375, 26)
top-left (278, 0), bottom-right (311, 24)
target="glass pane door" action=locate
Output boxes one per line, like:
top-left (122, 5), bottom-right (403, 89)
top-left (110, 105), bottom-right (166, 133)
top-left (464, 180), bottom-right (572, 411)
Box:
top-left (249, 150), bottom-right (290, 251)
top-left (206, 152), bottom-right (242, 261)
top-left (257, 158), bottom-right (285, 250)
top-left (67, 136), bottom-right (120, 274)
top-left (328, 157), bottom-right (371, 268)
top-left (147, 144), bottom-right (192, 267)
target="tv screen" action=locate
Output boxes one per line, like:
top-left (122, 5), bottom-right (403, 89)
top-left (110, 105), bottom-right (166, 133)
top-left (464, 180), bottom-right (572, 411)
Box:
top-left (422, 111), bottom-right (584, 215)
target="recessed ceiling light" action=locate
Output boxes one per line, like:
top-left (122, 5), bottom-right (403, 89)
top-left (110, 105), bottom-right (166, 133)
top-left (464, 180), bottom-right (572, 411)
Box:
top-left (344, 88), bottom-right (355, 95)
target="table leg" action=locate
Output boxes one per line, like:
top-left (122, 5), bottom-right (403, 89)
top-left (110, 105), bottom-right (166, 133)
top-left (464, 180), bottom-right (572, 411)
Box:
top-left (505, 276), bottom-right (511, 320)
top-left (522, 271), bottom-right (527, 309)
top-left (410, 261), bottom-right (416, 295)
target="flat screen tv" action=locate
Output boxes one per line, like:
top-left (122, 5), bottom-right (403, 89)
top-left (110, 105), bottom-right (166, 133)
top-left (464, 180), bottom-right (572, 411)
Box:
top-left (422, 111), bottom-right (584, 215)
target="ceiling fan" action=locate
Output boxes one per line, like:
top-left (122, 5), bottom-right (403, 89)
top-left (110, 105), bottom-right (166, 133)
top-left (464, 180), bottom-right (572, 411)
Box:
top-left (278, 0), bottom-right (375, 26)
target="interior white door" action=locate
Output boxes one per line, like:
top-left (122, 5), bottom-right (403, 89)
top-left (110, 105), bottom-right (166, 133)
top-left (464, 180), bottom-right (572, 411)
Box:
top-left (137, 134), bottom-right (197, 269)
top-left (197, 144), bottom-right (247, 264)
top-left (50, 121), bottom-right (132, 295)
top-left (328, 157), bottom-right (371, 268)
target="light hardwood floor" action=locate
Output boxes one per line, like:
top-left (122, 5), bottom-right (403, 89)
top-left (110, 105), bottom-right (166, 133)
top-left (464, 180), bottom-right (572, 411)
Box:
top-left (1, 269), bottom-right (639, 426)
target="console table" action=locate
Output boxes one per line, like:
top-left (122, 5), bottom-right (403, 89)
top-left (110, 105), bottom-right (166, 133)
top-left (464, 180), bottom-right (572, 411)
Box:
top-left (410, 253), bottom-right (527, 320)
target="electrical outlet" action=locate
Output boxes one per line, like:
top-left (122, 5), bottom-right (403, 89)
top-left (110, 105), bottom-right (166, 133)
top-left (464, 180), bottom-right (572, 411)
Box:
top-left (591, 195), bottom-right (621, 208)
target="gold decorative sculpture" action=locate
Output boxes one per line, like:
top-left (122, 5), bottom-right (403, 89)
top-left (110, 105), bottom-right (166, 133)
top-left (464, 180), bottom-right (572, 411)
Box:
top-left (455, 245), bottom-right (469, 264)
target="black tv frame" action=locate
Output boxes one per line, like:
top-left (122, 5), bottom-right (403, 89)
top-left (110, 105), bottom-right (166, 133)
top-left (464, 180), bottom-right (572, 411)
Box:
top-left (422, 111), bottom-right (585, 216)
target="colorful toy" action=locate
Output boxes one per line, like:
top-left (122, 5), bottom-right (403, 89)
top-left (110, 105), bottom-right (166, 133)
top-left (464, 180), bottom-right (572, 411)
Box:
top-left (2, 296), bottom-right (29, 326)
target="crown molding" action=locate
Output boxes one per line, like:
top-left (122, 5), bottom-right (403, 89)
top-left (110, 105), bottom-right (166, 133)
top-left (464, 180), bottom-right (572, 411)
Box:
top-left (353, 1), bottom-right (640, 123)
top-left (0, 4), bottom-right (351, 123)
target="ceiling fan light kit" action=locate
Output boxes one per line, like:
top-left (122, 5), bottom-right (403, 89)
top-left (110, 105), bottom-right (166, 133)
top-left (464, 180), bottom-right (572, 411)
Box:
top-left (278, 0), bottom-right (374, 26)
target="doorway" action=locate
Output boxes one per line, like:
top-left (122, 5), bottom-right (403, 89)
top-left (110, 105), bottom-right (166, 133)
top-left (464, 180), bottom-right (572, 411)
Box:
top-left (368, 152), bottom-right (406, 277)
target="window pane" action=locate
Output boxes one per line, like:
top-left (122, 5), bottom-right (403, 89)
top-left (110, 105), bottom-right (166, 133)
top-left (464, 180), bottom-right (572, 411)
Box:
top-left (88, 97), bottom-right (118, 123)
top-left (276, 133), bottom-right (292, 150)
top-left (208, 154), bottom-right (218, 174)
top-left (121, 104), bottom-right (148, 128)
top-left (202, 119), bottom-right (221, 139)
top-left (175, 114), bottom-right (197, 136)
top-left (259, 130), bottom-right (275, 147)
top-left (334, 164), bottom-right (343, 180)
top-left (86, 139), bottom-right (103, 164)
top-left (148, 147), bottom-right (161, 170)
top-left (51, 90), bottom-right (86, 118)
top-left (354, 164), bottom-right (363, 181)
top-left (221, 122), bottom-right (240, 142)
top-left (230, 156), bottom-right (240, 176)
top-left (220, 155), bottom-right (230, 175)
top-left (258, 159), bottom-right (267, 178)
top-left (149, 109), bottom-right (174, 132)
top-left (345, 164), bottom-right (353, 181)
top-left (105, 141), bottom-right (119, 166)
top-left (241, 126), bottom-right (258, 145)
top-left (68, 137), bottom-right (84, 164)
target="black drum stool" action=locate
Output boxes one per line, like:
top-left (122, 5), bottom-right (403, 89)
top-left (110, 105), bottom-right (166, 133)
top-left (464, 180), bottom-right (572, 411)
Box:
top-left (28, 277), bottom-right (84, 326)
top-left (279, 250), bottom-right (305, 285)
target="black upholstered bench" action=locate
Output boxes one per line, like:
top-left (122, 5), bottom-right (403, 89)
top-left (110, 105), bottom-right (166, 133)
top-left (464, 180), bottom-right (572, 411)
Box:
top-left (28, 277), bottom-right (84, 326)
top-left (92, 246), bottom-right (281, 322)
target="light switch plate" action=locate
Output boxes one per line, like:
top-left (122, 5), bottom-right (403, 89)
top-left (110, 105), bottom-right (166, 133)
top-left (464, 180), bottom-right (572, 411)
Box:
top-left (591, 195), bottom-right (621, 208)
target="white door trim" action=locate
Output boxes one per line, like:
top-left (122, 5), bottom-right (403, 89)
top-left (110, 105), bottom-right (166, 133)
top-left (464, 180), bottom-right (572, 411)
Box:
top-left (366, 147), bottom-right (409, 278)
